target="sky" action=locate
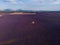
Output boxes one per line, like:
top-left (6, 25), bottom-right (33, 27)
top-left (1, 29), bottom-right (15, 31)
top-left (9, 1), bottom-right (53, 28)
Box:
top-left (0, 0), bottom-right (60, 11)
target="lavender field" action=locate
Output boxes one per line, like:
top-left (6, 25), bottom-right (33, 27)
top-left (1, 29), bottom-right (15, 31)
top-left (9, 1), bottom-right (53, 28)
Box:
top-left (0, 12), bottom-right (60, 45)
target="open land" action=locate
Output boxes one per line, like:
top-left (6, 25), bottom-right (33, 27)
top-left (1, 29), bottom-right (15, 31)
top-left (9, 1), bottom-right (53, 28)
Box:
top-left (0, 12), bottom-right (60, 45)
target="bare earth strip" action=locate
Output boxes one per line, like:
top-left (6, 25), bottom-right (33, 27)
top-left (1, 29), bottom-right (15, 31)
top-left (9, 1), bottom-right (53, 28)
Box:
top-left (0, 39), bottom-right (18, 45)
top-left (9, 12), bottom-right (36, 15)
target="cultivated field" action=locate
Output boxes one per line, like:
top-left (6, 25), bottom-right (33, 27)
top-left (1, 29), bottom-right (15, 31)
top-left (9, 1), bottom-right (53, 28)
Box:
top-left (0, 12), bottom-right (60, 45)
